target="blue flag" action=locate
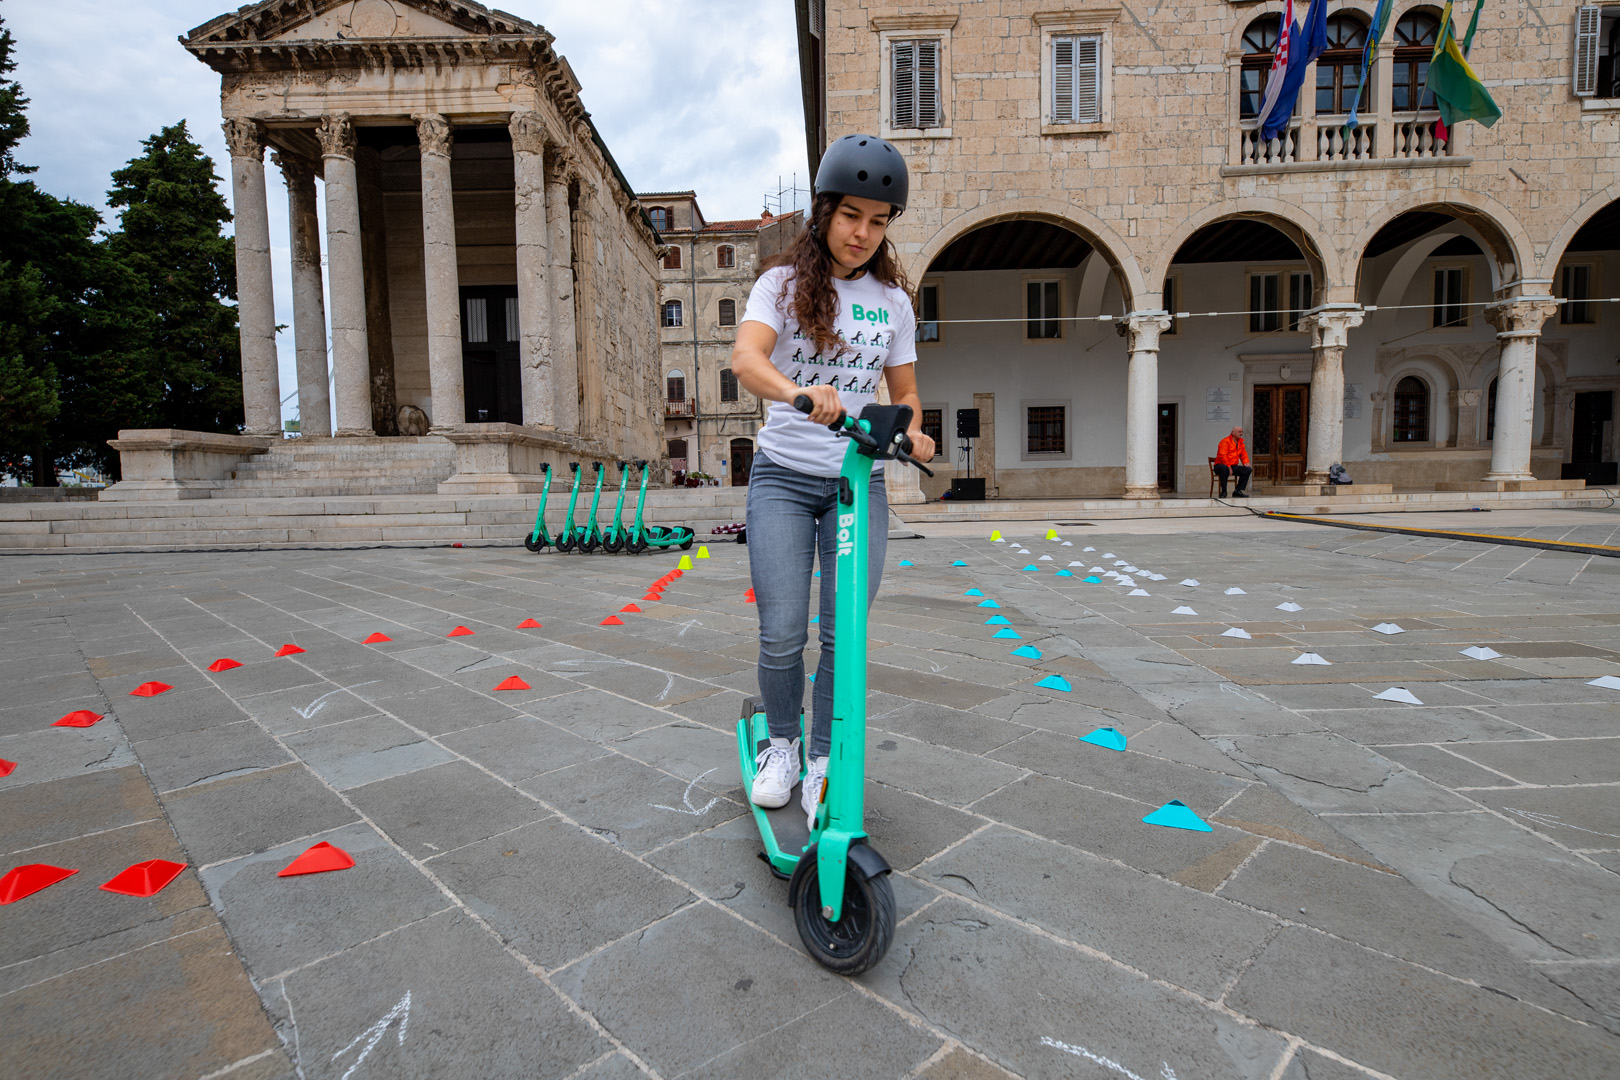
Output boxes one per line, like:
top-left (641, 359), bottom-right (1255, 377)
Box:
top-left (1347, 0), bottom-right (1394, 128)
top-left (1260, 0), bottom-right (1329, 141)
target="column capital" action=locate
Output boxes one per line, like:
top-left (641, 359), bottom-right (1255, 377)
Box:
top-left (1484, 297), bottom-right (1558, 338)
top-left (508, 109), bottom-right (551, 155)
top-left (1114, 311), bottom-right (1172, 352)
top-left (221, 118), bottom-right (267, 160)
top-left (1304, 305), bottom-right (1364, 349)
top-left (413, 112), bottom-right (453, 158)
top-left (316, 113), bottom-right (357, 160)
top-left (272, 151), bottom-right (318, 187)
top-left (544, 146), bottom-right (578, 186)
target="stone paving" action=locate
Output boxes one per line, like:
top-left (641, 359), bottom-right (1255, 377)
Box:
top-left (2, 517), bottom-right (1618, 1079)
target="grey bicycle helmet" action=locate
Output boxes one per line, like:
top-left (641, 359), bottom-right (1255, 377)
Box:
top-left (814, 134), bottom-right (909, 215)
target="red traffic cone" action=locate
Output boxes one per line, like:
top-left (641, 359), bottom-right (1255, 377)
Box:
top-left (274, 644), bottom-right (306, 657)
top-left (448, 626), bottom-right (475, 637)
top-left (277, 841), bottom-right (355, 877)
top-left (0, 864), bottom-right (78, 905)
top-left (619, 604), bottom-right (641, 613)
top-left (100, 859), bottom-right (186, 898)
top-left (207, 658), bottom-right (242, 672)
top-left (516, 618), bottom-right (542, 629)
top-left (744, 589), bottom-right (756, 603)
top-left (493, 676), bottom-right (531, 691)
top-left (672, 569), bottom-right (684, 578)
top-left (641, 594), bottom-right (662, 602)
top-left (0, 758), bottom-right (15, 778)
top-left (600, 615), bottom-right (625, 626)
top-left (54, 710), bottom-right (104, 728)
top-left (363, 632), bottom-right (392, 644)
top-left (130, 682), bottom-right (172, 697)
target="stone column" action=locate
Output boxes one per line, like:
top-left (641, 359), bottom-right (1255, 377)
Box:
top-left (274, 152), bottom-right (331, 438)
top-left (1118, 312), bottom-right (1173, 499)
top-left (1302, 305), bottom-right (1364, 483)
top-left (546, 152), bottom-right (581, 434)
top-left (1483, 298), bottom-right (1558, 480)
top-left (415, 113), bottom-right (465, 431)
top-left (317, 113), bottom-right (373, 436)
top-left (510, 112), bottom-right (554, 428)
top-left (223, 119), bottom-right (281, 436)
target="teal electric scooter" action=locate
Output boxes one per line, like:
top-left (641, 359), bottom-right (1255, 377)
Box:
top-left (572, 462), bottom-right (607, 553)
top-left (523, 463), bottom-right (554, 552)
top-left (602, 462), bottom-right (633, 553)
top-left (555, 463), bottom-right (585, 553)
top-left (736, 397), bottom-right (932, 974)
top-left (626, 460), bottom-right (695, 554)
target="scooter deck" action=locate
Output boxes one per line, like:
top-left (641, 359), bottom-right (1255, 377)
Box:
top-left (736, 708), bottom-right (810, 879)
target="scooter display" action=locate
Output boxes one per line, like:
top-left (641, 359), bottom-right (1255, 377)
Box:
top-left (522, 463), bottom-right (554, 552)
top-left (601, 462), bottom-right (633, 553)
top-left (626, 460), bottom-right (695, 554)
top-left (554, 463), bottom-right (585, 553)
top-left (736, 397), bottom-right (933, 974)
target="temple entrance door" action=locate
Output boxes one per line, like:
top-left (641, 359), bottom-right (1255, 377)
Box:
top-left (1251, 384), bottom-right (1309, 483)
top-left (730, 438), bottom-right (755, 485)
top-left (1156, 404), bottom-right (1177, 491)
top-left (460, 285), bottom-right (522, 424)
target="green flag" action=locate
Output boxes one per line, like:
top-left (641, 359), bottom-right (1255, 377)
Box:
top-left (1429, 1), bottom-right (1501, 128)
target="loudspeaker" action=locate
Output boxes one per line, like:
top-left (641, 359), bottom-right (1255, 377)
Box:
top-left (950, 478), bottom-right (986, 501)
top-left (955, 408), bottom-right (980, 439)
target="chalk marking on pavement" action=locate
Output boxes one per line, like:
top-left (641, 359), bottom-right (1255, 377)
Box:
top-left (294, 682), bottom-right (379, 720)
top-left (653, 768), bottom-right (722, 817)
top-left (1505, 807), bottom-right (1620, 840)
top-left (332, 991), bottom-right (410, 1080)
top-left (656, 672), bottom-right (676, 701)
top-left (676, 619), bottom-right (703, 637)
top-left (1039, 1037), bottom-right (1178, 1080)
top-left (1219, 683), bottom-right (1253, 700)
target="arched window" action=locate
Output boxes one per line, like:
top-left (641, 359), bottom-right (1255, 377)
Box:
top-left (718, 298), bottom-right (737, 326)
top-left (1393, 376), bottom-right (1430, 442)
top-left (1392, 13), bottom-right (1440, 111)
top-left (716, 244), bottom-right (736, 269)
top-left (666, 370), bottom-right (686, 401)
top-left (720, 368), bottom-right (740, 402)
top-left (663, 246), bottom-right (681, 270)
top-left (648, 206), bottom-right (670, 231)
top-left (1486, 377), bottom-right (1498, 440)
top-left (1240, 16), bottom-right (1281, 119)
top-left (661, 300), bottom-right (683, 328)
top-left (1315, 15), bottom-right (1369, 116)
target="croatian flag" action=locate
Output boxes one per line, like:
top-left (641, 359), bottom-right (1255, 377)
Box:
top-left (1251, 0), bottom-right (1295, 134)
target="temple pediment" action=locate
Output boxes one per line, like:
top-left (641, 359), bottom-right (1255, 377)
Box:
top-left (184, 0), bottom-right (539, 47)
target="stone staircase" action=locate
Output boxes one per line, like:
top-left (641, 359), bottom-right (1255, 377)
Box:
top-left (223, 436), bottom-right (458, 497)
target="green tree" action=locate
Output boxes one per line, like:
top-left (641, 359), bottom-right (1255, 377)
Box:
top-left (0, 11), bottom-right (35, 179)
top-left (103, 121), bottom-right (242, 436)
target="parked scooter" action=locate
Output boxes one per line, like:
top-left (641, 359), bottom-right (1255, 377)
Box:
top-left (602, 462), bottom-right (634, 553)
top-left (574, 462), bottom-right (607, 553)
top-left (625, 460), bottom-right (695, 553)
top-left (736, 397), bottom-right (932, 975)
top-left (554, 463), bottom-right (584, 553)
top-left (522, 463), bottom-right (554, 552)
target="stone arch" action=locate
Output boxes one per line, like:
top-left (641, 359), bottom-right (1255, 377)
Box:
top-left (1541, 182), bottom-right (1620, 279)
top-left (1380, 353), bottom-right (1461, 447)
top-left (1152, 200), bottom-right (1339, 301)
top-left (1349, 191), bottom-right (1532, 298)
top-left (908, 197), bottom-right (1145, 311)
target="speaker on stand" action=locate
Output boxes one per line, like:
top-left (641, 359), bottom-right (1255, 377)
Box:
top-left (951, 408), bottom-right (985, 500)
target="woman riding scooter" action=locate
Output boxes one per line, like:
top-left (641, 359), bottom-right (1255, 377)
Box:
top-left (730, 134), bottom-right (936, 828)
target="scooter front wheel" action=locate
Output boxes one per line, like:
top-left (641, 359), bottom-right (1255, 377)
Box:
top-left (556, 532), bottom-right (576, 553)
top-left (604, 532), bottom-right (624, 554)
top-left (788, 846), bottom-right (895, 975)
top-left (629, 534), bottom-right (649, 554)
top-left (580, 533), bottom-right (600, 553)
top-left (679, 534), bottom-right (694, 551)
top-left (524, 532), bottom-right (548, 553)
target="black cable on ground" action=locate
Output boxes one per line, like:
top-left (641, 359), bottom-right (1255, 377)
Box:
top-left (1256, 510), bottom-right (1620, 558)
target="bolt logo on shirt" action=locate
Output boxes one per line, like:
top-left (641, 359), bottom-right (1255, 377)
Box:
top-left (851, 304), bottom-right (890, 325)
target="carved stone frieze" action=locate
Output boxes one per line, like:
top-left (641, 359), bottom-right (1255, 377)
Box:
top-left (222, 117), bottom-right (267, 159)
top-left (316, 113), bottom-right (357, 158)
top-left (413, 112), bottom-right (453, 157)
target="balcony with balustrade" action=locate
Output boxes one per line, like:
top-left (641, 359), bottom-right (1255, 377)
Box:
top-left (664, 397), bottom-right (696, 419)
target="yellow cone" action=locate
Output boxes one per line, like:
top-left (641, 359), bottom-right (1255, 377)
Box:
top-left (990, 530), bottom-right (1003, 541)
top-left (677, 554), bottom-right (693, 570)
top-left (1045, 528), bottom-right (1058, 540)
top-left (696, 546), bottom-right (710, 559)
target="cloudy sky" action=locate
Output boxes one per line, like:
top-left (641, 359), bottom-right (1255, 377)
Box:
top-left (5, 0), bottom-right (808, 426)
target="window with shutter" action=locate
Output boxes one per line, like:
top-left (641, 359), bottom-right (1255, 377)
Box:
top-left (892, 41), bottom-right (916, 128)
top-left (892, 40), bottom-right (942, 129)
top-left (1075, 37), bottom-right (1101, 123)
top-left (916, 40), bottom-right (940, 127)
top-left (718, 298), bottom-right (737, 326)
top-left (1575, 6), bottom-right (1601, 96)
top-left (1053, 37), bottom-right (1076, 123)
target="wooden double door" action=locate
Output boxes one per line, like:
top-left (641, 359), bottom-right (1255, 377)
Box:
top-left (460, 285), bottom-right (522, 424)
top-left (1251, 384), bottom-right (1308, 484)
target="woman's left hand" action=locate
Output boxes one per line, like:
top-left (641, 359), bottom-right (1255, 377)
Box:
top-left (906, 431), bottom-right (936, 463)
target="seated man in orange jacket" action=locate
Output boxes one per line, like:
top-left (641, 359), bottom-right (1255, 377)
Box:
top-left (1214, 426), bottom-right (1252, 498)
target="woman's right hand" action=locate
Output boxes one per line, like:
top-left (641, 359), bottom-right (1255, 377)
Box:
top-left (795, 384), bottom-right (844, 426)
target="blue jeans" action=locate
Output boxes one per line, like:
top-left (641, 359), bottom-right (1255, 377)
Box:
top-left (746, 452), bottom-right (888, 757)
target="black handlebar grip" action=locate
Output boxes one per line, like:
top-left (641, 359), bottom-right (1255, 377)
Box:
top-left (541, 462), bottom-right (550, 473)
top-left (793, 395), bottom-right (813, 414)
top-left (593, 461), bottom-right (602, 472)
top-left (569, 462), bottom-right (579, 473)
top-left (636, 459), bottom-right (648, 469)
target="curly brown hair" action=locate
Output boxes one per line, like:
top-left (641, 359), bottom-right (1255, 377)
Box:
top-left (763, 193), bottom-right (913, 358)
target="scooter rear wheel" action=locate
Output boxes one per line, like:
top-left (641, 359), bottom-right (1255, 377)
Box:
top-left (629, 535), bottom-right (649, 554)
top-left (523, 533), bottom-right (548, 553)
top-left (679, 535), bottom-right (694, 550)
top-left (603, 532), bottom-right (624, 554)
top-left (556, 532), bottom-right (576, 553)
top-left (580, 534), bottom-right (600, 554)
top-left (788, 846), bottom-right (895, 975)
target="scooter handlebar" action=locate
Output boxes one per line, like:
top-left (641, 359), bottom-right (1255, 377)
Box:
top-left (792, 394), bottom-right (847, 432)
top-left (793, 395), bottom-right (931, 474)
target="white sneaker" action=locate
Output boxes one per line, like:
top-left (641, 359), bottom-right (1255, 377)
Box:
top-left (801, 755), bottom-right (828, 831)
top-left (751, 738), bottom-right (801, 808)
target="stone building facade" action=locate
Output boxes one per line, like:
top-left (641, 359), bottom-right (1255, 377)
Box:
top-left (797, 0), bottom-right (1619, 498)
top-left (160, 0), bottom-right (665, 495)
top-left (640, 194), bottom-right (803, 485)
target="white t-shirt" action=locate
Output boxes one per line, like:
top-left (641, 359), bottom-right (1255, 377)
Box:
top-left (741, 265), bottom-right (918, 478)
